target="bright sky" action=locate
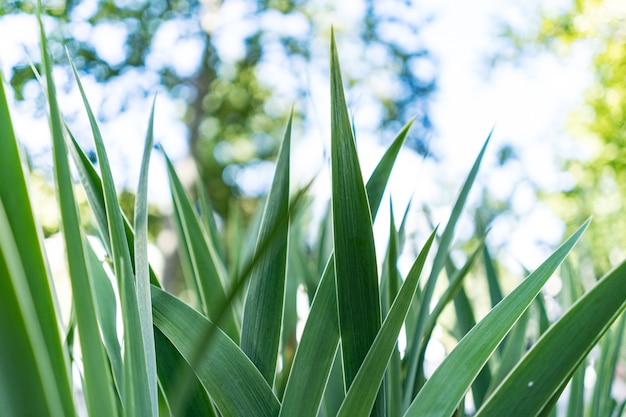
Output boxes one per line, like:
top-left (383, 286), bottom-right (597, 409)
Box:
top-left (0, 0), bottom-right (595, 273)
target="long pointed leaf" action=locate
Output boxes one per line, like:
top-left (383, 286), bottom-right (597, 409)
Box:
top-left (330, 32), bottom-right (383, 417)
top-left (241, 114), bottom-right (291, 384)
top-left (69, 54), bottom-right (152, 416)
top-left (0, 54), bottom-right (75, 417)
top-left (134, 97), bottom-right (159, 415)
top-left (337, 230), bottom-right (436, 417)
top-left (404, 219), bottom-right (589, 417)
top-left (475, 256), bottom-right (626, 417)
top-left (42, 15), bottom-right (118, 417)
top-left (404, 133), bottom-right (491, 405)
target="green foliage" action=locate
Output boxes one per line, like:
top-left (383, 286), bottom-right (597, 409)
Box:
top-left (500, 0), bottom-right (626, 275)
top-left (2, 9), bottom-right (626, 417)
top-left (1, 0), bottom-right (436, 218)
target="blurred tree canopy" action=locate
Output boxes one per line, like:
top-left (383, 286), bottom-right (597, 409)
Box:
top-left (499, 0), bottom-right (626, 275)
top-left (2, 0), bottom-right (436, 219)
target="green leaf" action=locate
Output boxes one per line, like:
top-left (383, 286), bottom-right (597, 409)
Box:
top-left (42, 16), bottom-right (118, 417)
top-left (65, 129), bottom-right (162, 288)
top-left (241, 114), bottom-right (291, 384)
top-left (404, 133), bottom-right (491, 404)
top-left (162, 150), bottom-right (239, 340)
top-left (279, 259), bottom-right (339, 417)
top-left (366, 119), bottom-right (414, 219)
top-left (330, 31), bottom-right (383, 416)
top-left (134, 97), bottom-right (159, 414)
top-left (475, 256), bottom-right (626, 417)
top-left (84, 238), bottom-right (124, 402)
top-left (404, 219), bottom-right (589, 417)
top-left (0, 50), bottom-right (75, 417)
top-left (337, 230), bottom-right (436, 417)
top-left (385, 201), bottom-right (402, 417)
top-left (152, 286), bottom-right (280, 417)
top-left (69, 53), bottom-right (152, 416)
top-left (154, 328), bottom-right (217, 417)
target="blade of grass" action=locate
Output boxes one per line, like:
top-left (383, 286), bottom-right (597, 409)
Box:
top-left (330, 31), bottom-right (384, 415)
top-left (404, 133), bottom-right (491, 405)
top-left (241, 113), bottom-right (291, 384)
top-left (404, 219), bottom-right (589, 417)
top-left (40, 13), bottom-right (118, 417)
top-left (69, 54), bottom-right (153, 417)
top-left (0, 54), bottom-right (75, 417)
top-left (336, 230), bottom-right (436, 417)
top-left (152, 286), bottom-right (280, 417)
top-left (134, 97), bottom-right (159, 414)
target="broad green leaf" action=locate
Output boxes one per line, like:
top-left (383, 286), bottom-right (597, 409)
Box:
top-left (154, 328), bottom-right (217, 417)
top-left (404, 133), bottom-right (491, 404)
top-left (241, 114), bottom-right (291, 384)
top-left (404, 219), bottom-right (589, 417)
top-left (337, 230), bottom-right (436, 417)
top-left (330, 31), bottom-right (383, 416)
top-left (162, 150), bottom-right (239, 340)
top-left (42, 16), bottom-right (118, 417)
top-left (134, 97), bottom-right (159, 414)
top-left (152, 286), bottom-right (280, 417)
top-left (475, 255), bottom-right (626, 417)
top-left (69, 54), bottom-right (152, 416)
top-left (0, 53), bottom-right (75, 417)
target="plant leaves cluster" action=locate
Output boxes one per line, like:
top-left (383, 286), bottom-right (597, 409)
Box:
top-left (1, 7), bottom-right (626, 417)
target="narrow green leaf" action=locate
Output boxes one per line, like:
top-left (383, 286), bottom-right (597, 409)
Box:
top-left (385, 202), bottom-right (403, 417)
top-left (65, 130), bottom-right (162, 287)
top-left (0, 200), bottom-right (69, 417)
top-left (84, 238), bottom-right (124, 401)
top-left (162, 150), bottom-right (239, 340)
top-left (0, 54), bottom-right (75, 417)
top-left (134, 97), bottom-right (159, 415)
top-left (241, 114), bottom-right (291, 384)
top-left (404, 133), bottom-right (491, 404)
top-left (152, 286), bottom-right (280, 417)
top-left (279, 259), bottom-right (339, 417)
top-left (330, 32), bottom-right (383, 417)
top-left (404, 219), bottom-right (589, 417)
top-left (337, 230), bottom-right (436, 417)
top-left (366, 119), bottom-right (414, 219)
top-left (69, 54), bottom-right (152, 417)
top-left (42, 16), bottom-right (118, 417)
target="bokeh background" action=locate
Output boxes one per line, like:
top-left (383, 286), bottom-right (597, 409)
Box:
top-left (1, 0), bottom-right (624, 290)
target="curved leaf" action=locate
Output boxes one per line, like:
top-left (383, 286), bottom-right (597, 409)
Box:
top-left (403, 219), bottom-right (589, 417)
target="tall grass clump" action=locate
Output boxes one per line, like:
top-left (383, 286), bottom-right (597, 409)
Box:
top-left (2, 7), bottom-right (626, 417)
